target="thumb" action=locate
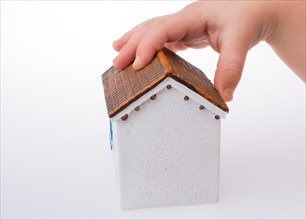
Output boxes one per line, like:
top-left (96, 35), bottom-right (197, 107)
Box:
top-left (214, 37), bottom-right (249, 102)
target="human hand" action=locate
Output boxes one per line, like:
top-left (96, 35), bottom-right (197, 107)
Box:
top-left (112, 1), bottom-right (305, 101)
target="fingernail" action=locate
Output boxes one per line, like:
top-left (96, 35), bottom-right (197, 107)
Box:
top-left (112, 41), bottom-right (117, 48)
top-left (221, 88), bottom-right (234, 102)
top-left (133, 56), bottom-right (143, 70)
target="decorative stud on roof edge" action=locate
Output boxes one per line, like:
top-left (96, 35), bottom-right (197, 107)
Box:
top-left (150, 94), bottom-right (157, 100)
top-left (121, 114), bottom-right (128, 121)
top-left (184, 96), bottom-right (189, 101)
top-left (215, 115), bottom-right (220, 120)
top-left (166, 85), bottom-right (172, 89)
top-left (134, 106), bottom-right (140, 111)
top-left (199, 105), bottom-right (205, 110)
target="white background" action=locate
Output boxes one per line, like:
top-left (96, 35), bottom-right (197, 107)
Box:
top-left (1, 1), bottom-right (305, 219)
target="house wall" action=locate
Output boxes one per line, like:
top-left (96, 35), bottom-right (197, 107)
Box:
top-left (114, 85), bottom-right (221, 209)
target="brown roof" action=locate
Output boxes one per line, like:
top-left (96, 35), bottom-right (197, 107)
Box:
top-left (102, 48), bottom-right (229, 118)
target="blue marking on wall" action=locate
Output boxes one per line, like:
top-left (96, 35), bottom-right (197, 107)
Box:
top-left (109, 119), bottom-right (113, 150)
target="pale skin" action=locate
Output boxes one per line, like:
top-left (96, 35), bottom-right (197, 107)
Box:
top-left (112, 1), bottom-right (305, 102)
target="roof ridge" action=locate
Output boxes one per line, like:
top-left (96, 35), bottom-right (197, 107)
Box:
top-left (156, 49), bottom-right (172, 76)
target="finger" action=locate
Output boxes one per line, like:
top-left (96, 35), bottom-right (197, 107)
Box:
top-left (113, 31), bottom-right (132, 52)
top-left (214, 34), bottom-right (249, 102)
top-left (165, 39), bottom-right (210, 52)
top-left (112, 17), bottom-right (161, 52)
top-left (165, 42), bottom-right (189, 52)
top-left (112, 36), bottom-right (140, 70)
top-left (113, 25), bottom-right (154, 69)
top-left (133, 15), bottom-right (188, 70)
top-left (132, 30), bottom-right (169, 70)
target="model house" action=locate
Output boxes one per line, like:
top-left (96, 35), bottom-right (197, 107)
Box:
top-left (102, 48), bottom-right (229, 209)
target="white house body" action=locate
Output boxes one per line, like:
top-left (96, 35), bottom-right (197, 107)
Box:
top-left (111, 78), bottom-right (226, 210)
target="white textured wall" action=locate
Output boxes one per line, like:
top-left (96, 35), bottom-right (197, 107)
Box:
top-left (114, 86), bottom-right (221, 209)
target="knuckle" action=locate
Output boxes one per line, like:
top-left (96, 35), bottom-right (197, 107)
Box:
top-left (146, 16), bottom-right (163, 25)
top-left (222, 63), bottom-right (243, 81)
